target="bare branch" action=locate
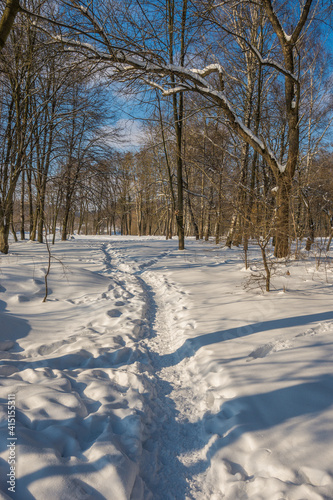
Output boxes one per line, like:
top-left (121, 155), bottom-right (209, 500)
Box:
top-left (261, 0), bottom-right (291, 46)
top-left (291, 0), bottom-right (314, 44)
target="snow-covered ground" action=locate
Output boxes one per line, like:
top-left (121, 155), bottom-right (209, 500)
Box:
top-left (0, 235), bottom-right (333, 500)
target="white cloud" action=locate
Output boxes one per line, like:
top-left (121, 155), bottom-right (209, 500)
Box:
top-left (113, 118), bottom-right (145, 150)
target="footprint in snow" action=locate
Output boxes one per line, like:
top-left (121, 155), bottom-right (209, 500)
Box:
top-left (248, 340), bottom-right (291, 360)
top-left (107, 309), bottom-right (122, 318)
top-left (131, 319), bottom-right (147, 336)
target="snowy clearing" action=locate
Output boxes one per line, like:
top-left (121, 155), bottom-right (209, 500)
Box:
top-left (0, 236), bottom-right (333, 500)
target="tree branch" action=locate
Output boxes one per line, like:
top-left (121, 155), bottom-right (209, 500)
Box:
top-left (261, 0), bottom-right (291, 46)
top-left (33, 18), bottom-right (286, 176)
top-left (291, 0), bottom-right (313, 44)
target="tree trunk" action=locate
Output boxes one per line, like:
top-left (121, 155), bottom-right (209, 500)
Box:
top-left (305, 214), bottom-right (315, 251)
top-left (30, 206), bottom-right (39, 241)
top-left (167, 0), bottom-right (187, 251)
top-left (215, 179), bottom-right (223, 245)
top-left (260, 243), bottom-right (271, 292)
top-left (274, 176), bottom-right (292, 258)
top-left (37, 189), bottom-right (46, 244)
top-left (186, 195), bottom-right (199, 239)
top-left (0, 0), bottom-right (20, 52)
top-left (226, 214), bottom-right (238, 248)
top-left (10, 211), bottom-right (17, 242)
top-left (20, 170), bottom-right (25, 240)
top-left (199, 173), bottom-right (205, 239)
top-left (205, 210), bottom-right (211, 241)
top-left (62, 202), bottom-right (71, 241)
top-left (0, 222), bottom-right (10, 254)
top-left (27, 168), bottom-right (34, 236)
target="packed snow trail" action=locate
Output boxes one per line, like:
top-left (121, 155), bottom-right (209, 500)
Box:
top-left (101, 243), bottom-right (217, 499)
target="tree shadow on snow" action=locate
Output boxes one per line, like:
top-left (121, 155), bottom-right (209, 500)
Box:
top-left (159, 309), bottom-right (333, 368)
top-left (138, 306), bottom-right (333, 498)
top-left (0, 301), bottom-right (30, 353)
top-left (142, 373), bottom-right (333, 499)
top-left (1, 373), bottom-right (333, 500)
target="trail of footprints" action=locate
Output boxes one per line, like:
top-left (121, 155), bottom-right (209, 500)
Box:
top-left (99, 244), bottom-right (214, 499)
top-left (22, 282), bottom-right (138, 361)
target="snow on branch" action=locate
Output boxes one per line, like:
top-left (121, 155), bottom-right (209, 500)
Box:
top-left (232, 28), bottom-right (298, 82)
top-left (143, 62), bottom-right (286, 175)
top-left (282, 29), bottom-right (292, 42)
top-left (143, 80), bottom-right (166, 93)
top-left (163, 85), bottom-right (190, 97)
top-left (161, 85), bottom-right (191, 96)
top-left (190, 64), bottom-right (223, 78)
top-left (79, 5), bottom-right (88, 15)
top-left (32, 23), bottom-right (113, 60)
top-left (291, 0), bottom-right (314, 44)
top-left (31, 22), bottom-right (285, 176)
top-left (263, 0), bottom-right (313, 47)
top-left (252, 48), bottom-right (298, 83)
top-left (259, 134), bottom-right (287, 174)
top-left (189, 83), bottom-right (284, 174)
top-left (144, 78), bottom-right (191, 96)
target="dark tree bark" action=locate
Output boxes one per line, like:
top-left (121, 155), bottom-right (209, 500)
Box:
top-left (0, 0), bottom-right (20, 52)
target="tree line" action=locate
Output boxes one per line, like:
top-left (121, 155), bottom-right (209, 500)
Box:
top-left (0, 0), bottom-right (332, 260)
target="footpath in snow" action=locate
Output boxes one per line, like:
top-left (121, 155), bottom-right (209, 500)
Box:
top-left (0, 236), bottom-right (333, 500)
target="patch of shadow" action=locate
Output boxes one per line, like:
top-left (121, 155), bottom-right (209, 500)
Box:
top-left (0, 309), bottom-right (31, 344)
top-left (107, 309), bottom-right (122, 318)
top-left (17, 295), bottom-right (31, 303)
top-left (33, 279), bottom-right (44, 285)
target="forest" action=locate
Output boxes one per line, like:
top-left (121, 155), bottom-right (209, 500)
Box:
top-left (1, 3), bottom-right (333, 499)
top-left (0, 0), bottom-right (332, 262)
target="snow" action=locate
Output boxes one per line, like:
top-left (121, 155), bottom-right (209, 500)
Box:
top-left (190, 64), bottom-right (223, 77)
top-left (282, 30), bottom-right (292, 42)
top-left (1, 236), bottom-right (333, 499)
